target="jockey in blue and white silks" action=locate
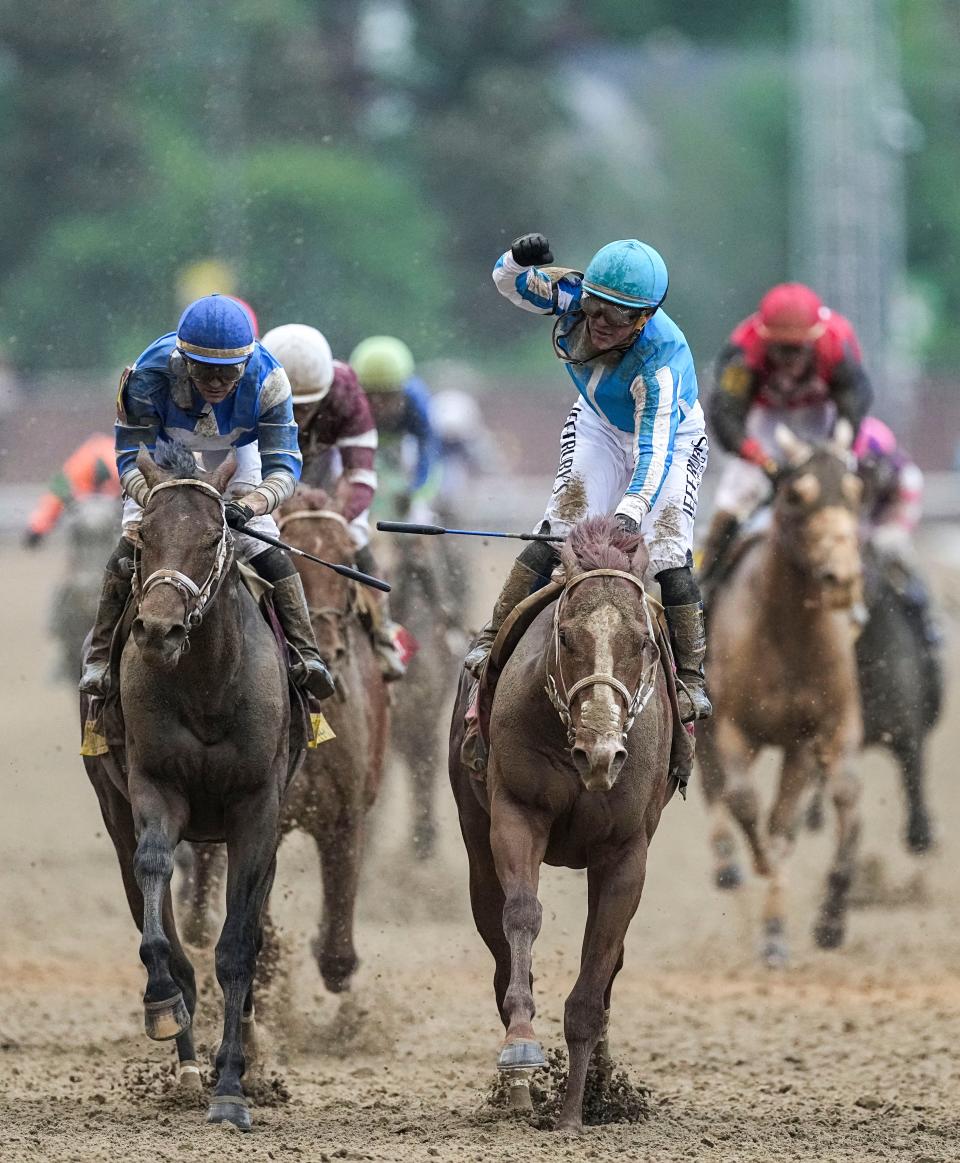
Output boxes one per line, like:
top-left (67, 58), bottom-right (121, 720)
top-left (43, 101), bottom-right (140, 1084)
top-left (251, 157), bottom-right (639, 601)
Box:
top-left (466, 234), bottom-right (711, 724)
top-left (80, 293), bottom-right (334, 701)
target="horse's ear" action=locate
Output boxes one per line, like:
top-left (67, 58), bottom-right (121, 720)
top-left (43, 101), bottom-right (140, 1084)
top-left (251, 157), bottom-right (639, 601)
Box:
top-left (774, 424), bottom-right (810, 467)
top-left (833, 418), bottom-right (854, 451)
top-left (208, 449), bottom-right (237, 496)
top-left (136, 443), bottom-right (166, 489)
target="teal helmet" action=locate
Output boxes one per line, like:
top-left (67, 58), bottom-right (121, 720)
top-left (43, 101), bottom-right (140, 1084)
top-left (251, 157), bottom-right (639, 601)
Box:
top-left (582, 239), bottom-right (668, 310)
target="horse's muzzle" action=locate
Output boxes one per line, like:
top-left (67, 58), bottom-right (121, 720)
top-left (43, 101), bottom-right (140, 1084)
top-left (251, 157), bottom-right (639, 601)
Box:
top-left (572, 736), bottom-right (628, 792)
top-left (132, 616), bottom-right (188, 669)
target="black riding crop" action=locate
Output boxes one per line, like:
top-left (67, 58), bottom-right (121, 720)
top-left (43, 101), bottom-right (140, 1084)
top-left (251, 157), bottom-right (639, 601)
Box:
top-left (376, 520), bottom-right (566, 543)
top-left (238, 527), bottom-right (391, 592)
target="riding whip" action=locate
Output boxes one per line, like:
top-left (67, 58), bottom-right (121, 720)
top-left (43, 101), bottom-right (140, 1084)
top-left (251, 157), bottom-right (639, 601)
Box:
top-left (376, 520), bottom-right (565, 543)
top-left (238, 527), bottom-right (391, 592)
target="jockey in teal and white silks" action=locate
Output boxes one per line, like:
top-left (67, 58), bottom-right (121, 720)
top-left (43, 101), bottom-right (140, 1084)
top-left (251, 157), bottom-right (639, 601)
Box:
top-left (466, 233), bottom-right (711, 723)
top-left (79, 293), bottom-right (334, 701)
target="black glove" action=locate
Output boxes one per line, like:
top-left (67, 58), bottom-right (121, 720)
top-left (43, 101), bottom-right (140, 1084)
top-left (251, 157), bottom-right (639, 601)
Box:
top-left (615, 513), bottom-right (640, 536)
top-left (22, 529), bottom-right (43, 550)
top-left (510, 233), bottom-right (553, 266)
top-left (224, 501), bottom-right (255, 530)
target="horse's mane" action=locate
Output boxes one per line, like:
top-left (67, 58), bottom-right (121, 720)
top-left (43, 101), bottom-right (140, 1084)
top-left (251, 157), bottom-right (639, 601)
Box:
top-left (154, 438), bottom-right (201, 479)
top-left (560, 516), bottom-right (647, 578)
top-left (285, 484), bottom-right (334, 511)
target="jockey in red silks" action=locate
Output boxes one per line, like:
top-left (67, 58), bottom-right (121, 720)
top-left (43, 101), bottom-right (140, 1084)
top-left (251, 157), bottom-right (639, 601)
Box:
top-left (260, 323), bottom-right (408, 680)
top-left (701, 283), bottom-right (873, 576)
top-left (853, 416), bottom-right (941, 650)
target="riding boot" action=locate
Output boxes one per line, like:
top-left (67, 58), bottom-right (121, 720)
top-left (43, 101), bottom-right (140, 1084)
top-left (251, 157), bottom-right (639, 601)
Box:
top-left (698, 509), bottom-right (740, 586)
top-left (664, 602), bottom-right (713, 722)
top-left (271, 574), bottom-right (336, 701)
top-left (78, 561), bottom-right (133, 697)
top-left (355, 544), bottom-right (406, 681)
top-left (463, 559), bottom-right (545, 679)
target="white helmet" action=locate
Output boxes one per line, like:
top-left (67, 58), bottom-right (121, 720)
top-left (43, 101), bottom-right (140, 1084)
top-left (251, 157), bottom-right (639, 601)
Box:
top-left (261, 323), bottom-right (334, 404)
top-left (430, 388), bottom-right (483, 443)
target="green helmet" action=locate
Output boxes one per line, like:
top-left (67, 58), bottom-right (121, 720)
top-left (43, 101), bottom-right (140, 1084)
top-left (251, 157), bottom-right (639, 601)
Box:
top-left (582, 239), bottom-right (668, 310)
top-left (349, 336), bottom-right (415, 392)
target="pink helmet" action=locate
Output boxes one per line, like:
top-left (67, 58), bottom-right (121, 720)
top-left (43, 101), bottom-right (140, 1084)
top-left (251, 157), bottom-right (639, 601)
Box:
top-left (853, 416), bottom-right (897, 460)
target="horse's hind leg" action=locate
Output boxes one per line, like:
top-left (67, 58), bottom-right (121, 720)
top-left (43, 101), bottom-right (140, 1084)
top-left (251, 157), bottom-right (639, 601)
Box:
top-left (132, 790), bottom-right (190, 1043)
top-left (760, 743), bottom-right (815, 968)
top-left (895, 737), bottom-right (935, 855)
top-left (176, 841), bottom-right (226, 947)
top-left (558, 845), bottom-right (647, 1134)
top-left (208, 791), bottom-right (280, 1131)
top-left (715, 721), bottom-right (765, 877)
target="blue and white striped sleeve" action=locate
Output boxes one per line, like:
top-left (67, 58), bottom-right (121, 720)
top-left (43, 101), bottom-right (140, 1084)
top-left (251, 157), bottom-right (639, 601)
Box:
top-left (254, 366), bottom-right (302, 509)
top-left (618, 365), bottom-right (681, 521)
top-left (492, 251), bottom-right (580, 316)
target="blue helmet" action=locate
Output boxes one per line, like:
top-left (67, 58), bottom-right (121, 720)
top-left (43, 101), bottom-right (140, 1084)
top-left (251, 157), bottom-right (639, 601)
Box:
top-left (582, 239), bottom-right (668, 310)
top-left (176, 293), bottom-right (256, 365)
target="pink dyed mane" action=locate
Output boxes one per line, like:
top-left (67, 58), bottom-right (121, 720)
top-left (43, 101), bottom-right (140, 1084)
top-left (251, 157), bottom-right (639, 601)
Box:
top-left (560, 516), bottom-right (647, 578)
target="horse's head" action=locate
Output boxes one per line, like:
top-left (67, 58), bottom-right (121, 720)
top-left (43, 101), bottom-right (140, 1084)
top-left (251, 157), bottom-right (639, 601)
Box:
top-left (772, 421), bottom-right (863, 608)
top-left (549, 517), bottom-right (659, 793)
top-left (276, 487), bottom-right (356, 670)
top-left (132, 441), bottom-right (236, 669)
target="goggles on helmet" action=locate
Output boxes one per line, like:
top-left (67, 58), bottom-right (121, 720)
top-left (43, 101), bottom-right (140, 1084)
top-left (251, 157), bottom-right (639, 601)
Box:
top-left (184, 357), bottom-right (248, 384)
top-left (580, 291), bottom-right (647, 328)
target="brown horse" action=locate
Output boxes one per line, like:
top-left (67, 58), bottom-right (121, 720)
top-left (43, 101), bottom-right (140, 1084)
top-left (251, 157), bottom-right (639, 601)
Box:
top-left (176, 487), bottom-right (389, 999)
top-left (697, 425), bottom-right (864, 966)
top-left (80, 442), bottom-right (297, 1130)
top-left (449, 517), bottom-right (677, 1133)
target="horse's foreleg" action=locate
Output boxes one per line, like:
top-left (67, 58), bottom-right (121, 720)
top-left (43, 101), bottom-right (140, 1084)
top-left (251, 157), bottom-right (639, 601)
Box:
top-left (488, 787), bottom-right (551, 1073)
top-left (697, 723), bottom-right (745, 890)
top-left (814, 749), bottom-right (862, 950)
top-left (132, 796), bottom-right (190, 1043)
top-left (759, 744), bottom-right (815, 968)
top-left (895, 738), bottom-right (935, 855)
top-left (715, 720), bottom-right (764, 878)
top-left (208, 792), bottom-right (280, 1132)
top-left (558, 846), bottom-right (647, 1134)
top-left (313, 817), bottom-right (363, 994)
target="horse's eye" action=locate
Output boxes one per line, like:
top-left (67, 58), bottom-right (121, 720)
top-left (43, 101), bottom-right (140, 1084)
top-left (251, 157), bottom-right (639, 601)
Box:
top-left (558, 628), bottom-right (568, 648)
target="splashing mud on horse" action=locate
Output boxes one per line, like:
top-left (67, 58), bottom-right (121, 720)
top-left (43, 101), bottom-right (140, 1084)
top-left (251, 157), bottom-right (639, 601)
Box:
top-left (450, 516), bottom-right (685, 1133)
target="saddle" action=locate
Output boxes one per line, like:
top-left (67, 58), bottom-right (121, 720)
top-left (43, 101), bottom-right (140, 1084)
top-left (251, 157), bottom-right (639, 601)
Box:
top-left (81, 565), bottom-right (329, 800)
top-left (462, 581), bottom-right (694, 799)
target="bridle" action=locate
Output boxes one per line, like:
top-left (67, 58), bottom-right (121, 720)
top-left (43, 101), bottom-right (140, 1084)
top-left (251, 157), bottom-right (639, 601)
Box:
top-left (136, 479), bottom-right (233, 635)
top-left (275, 507), bottom-right (357, 627)
top-left (544, 568), bottom-right (660, 750)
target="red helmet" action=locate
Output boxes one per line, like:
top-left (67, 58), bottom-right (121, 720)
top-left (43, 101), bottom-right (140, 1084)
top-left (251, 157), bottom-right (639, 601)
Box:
top-left (756, 283), bottom-right (827, 344)
top-left (227, 296), bottom-right (259, 339)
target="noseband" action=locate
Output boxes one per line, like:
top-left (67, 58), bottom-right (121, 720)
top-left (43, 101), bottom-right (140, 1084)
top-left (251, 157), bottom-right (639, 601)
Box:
top-left (136, 478), bottom-right (232, 634)
top-left (544, 568), bottom-right (660, 750)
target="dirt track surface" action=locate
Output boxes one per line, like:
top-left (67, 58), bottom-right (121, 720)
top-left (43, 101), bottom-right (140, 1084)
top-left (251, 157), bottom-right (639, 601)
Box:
top-left (2, 536), bottom-right (959, 1163)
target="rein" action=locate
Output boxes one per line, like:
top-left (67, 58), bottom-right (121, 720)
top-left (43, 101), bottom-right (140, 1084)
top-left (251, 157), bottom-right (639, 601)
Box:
top-left (136, 478), bottom-right (233, 637)
top-left (544, 568), bottom-right (660, 750)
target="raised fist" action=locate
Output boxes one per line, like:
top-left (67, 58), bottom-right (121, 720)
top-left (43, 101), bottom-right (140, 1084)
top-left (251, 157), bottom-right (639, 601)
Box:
top-left (510, 233), bottom-right (553, 266)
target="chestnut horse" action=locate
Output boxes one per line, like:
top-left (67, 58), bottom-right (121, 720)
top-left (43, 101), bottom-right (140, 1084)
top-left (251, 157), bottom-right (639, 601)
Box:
top-left (449, 517), bottom-right (677, 1133)
top-left (697, 425), bottom-right (865, 966)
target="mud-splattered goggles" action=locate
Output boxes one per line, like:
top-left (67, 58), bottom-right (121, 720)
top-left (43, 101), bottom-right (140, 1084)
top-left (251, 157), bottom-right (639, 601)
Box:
top-left (580, 292), bottom-right (648, 327)
top-left (184, 357), bottom-right (248, 384)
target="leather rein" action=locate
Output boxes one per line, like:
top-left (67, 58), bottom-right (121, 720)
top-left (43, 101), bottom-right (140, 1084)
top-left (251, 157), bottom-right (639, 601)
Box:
top-left (544, 568), bottom-right (660, 749)
top-left (135, 478), bottom-right (233, 639)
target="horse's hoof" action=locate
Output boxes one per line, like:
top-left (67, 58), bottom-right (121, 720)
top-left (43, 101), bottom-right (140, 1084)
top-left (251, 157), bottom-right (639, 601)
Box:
top-left (505, 1072), bottom-right (534, 1112)
top-left (805, 796), bottom-right (825, 832)
top-left (906, 819), bottom-right (936, 855)
top-left (814, 918), bottom-right (845, 949)
top-left (206, 1095), bottom-right (251, 1131)
top-left (178, 1060), bottom-right (203, 1094)
top-left (144, 992), bottom-right (191, 1041)
top-left (715, 862), bottom-right (744, 891)
top-left (762, 937), bottom-right (789, 969)
top-left (556, 1116), bottom-right (584, 1136)
top-left (498, 1038), bottom-right (546, 1071)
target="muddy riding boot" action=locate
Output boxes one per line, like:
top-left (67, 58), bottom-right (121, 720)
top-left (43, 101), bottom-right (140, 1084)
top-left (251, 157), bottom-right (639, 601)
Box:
top-left (463, 547), bottom-right (556, 679)
top-left (664, 602), bottom-right (713, 722)
top-left (271, 574), bottom-right (336, 701)
top-left (78, 564), bottom-right (133, 697)
top-left (698, 509), bottom-right (740, 587)
top-left (355, 544), bottom-right (407, 681)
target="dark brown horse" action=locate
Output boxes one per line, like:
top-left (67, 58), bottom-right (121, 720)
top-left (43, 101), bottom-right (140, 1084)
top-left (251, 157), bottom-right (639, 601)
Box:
top-left (449, 517), bottom-right (677, 1133)
top-left (697, 425), bottom-right (865, 966)
top-left (176, 486), bottom-right (389, 1000)
top-left (81, 442), bottom-right (298, 1131)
